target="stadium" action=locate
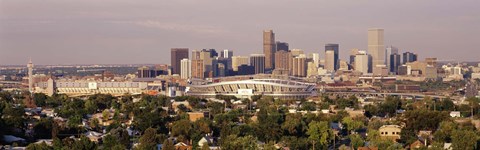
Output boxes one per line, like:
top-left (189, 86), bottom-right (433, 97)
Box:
top-left (185, 75), bottom-right (317, 99)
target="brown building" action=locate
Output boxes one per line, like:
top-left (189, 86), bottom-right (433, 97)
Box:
top-left (263, 30), bottom-right (275, 71)
top-left (191, 59), bottom-right (204, 79)
top-left (171, 48), bottom-right (189, 75)
top-left (292, 56), bottom-right (307, 77)
top-left (274, 50), bottom-right (293, 74)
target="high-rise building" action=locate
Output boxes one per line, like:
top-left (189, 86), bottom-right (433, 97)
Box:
top-left (27, 59), bottom-right (34, 93)
top-left (390, 53), bottom-right (401, 74)
top-left (425, 58), bottom-right (437, 68)
top-left (137, 66), bottom-right (168, 78)
top-left (192, 50), bottom-right (201, 60)
top-left (191, 59), bottom-right (204, 79)
top-left (263, 30), bottom-right (276, 70)
top-left (385, 46), bottom-right (399, 70)
top-left (325, 44), bottom-right (339, 71)
top-left (325, 50), bottom-right (335, 72)
top-left (355, 51), bottom-right (369, 74)
top-left (309, 53), bottom-right (320, 68)
top-left (250, 54), bottom-right (265, 74)
top-left (350, 49), bottom-right (360, 66)
top-left (180, 59), bottom-right (191, 79)
top-left (200, 50), bottom-right (214, 78)
top-left (274, 51), bottom-right (293, 73)
top-left (237, 65), bottom-right (255, 75)
top-left (232, 56), bottom-right (249, 72)
top-left (368, 28), bottom-right (385, 73)
top-left (403, 52), bottom-right (418, 64)
top-left (221, 49), bottom-right (233, 59)
top-left (292, 56), bottom-right (307, 77)
top-left (276, 41), bottom-right (289, 51)
top-left (291, 49), bottom-right (304, 57)
top-left (171, 48), bottom-right (189, 75)
top-left (307, 61), bottom-right (318, 77)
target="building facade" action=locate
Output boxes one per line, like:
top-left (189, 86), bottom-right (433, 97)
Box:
top-left (325, 44), bottom-right (339, 71)
top-left (250, 54), bottom-right (265, 74)
top-left (368, 28), bottom-right (385, 73)
top-left (180, 59), bottom-right (191, 79)
top-left (171, 48), bottom-right (189, 75)
top-left (263, 30), bottom-right (276, 70)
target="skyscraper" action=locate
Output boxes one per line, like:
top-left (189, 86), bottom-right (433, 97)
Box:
top-left (309, 53), bottom-right (320, 68)
top-left (221, 49), bottom-right (233, 59)
top-left (390, 53), bottom-right (401, 74)
top-left (192, 50), bottom-right (201, 60)
top-left (232, 56), bottom-right (249, 72)
top-left (171, 48), bottom-right (189, 75)
top-left (325, 44), bottom-right (339, 71)
top-left (403, 52), bottom-right (418, 64)
top-left (27, 59), bottom-right (34, 93)
top-left (180, 59), bottom-right (191, 79)
top-left (250, 54), bottom-right (265, 74)
top-left (292, 56), bottom-right (307, 77)
top-left (274, 50), bottom-right (293, 73)
top-left (385, 46), bottom-right (399, 70)
top-left (263, 30), bottom-right (276, 70)
top-left (368, 28), bottom-right (385, 73)
top-left (191, 59), bottom-right (204, 79)
top-left (290, 49), bottom-right (304, 57)
top-left (325, 50), bottom-right (335, 72)
top-left (355, 51), bottom-right (369, 74)
top-left (276, 41), bottom-right (289, 51)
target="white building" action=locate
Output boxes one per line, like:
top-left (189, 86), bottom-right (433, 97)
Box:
top-left (355, 51), bottom-right (369, 74)
top-left (181, 59), bottom-right (191, 79)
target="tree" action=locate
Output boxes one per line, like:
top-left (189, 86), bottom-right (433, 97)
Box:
top-left (307, 121), bottom-right (333, 150)
top-left (109, 127), bottom-right (130, 148)
top-left (282, 113), bottom-right (306, 136)
top-left (433, 121), bottom-right (457, 143)
top-left (137, 127), bottom-right (158, 150)
top-left (452, 129), bottom-right (477, 150)
top-left (349, 134), bottom-right (364, 149)
top-left (403, 108), bottom-right (449, 132)
top-left (71, 136), bottom-right (96, 150)
top-left (162, 139), bottom-right (175, 150)
top-left (342, 117), bottom-right (364, 133)
top-left (171, 119), bottom-right (193, 141)
top-left (26, 142), bottom-right (52, 150)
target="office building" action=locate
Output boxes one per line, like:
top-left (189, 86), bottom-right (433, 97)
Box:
top-left (292, 56), bottom-right (307, 77)
top-left (137, 66), bottom-right (167, 78)
top-left (192, 50), bottom-right (201, 60)
top-left (325, 50), bottom-right (336, 72)
top-left (180, 59), bottom-right (191, 79)
top-left (263, 30), bottom-right (276, 70)
top-left (325, 43), bottom-right (339, 70)
top-left (355, 51), bottom-right (369, 74)
top-left (309, 53), bottom-right (320, 68)
top-left (425, 58), bottom-right (437, 68)
top-left (307, 61), bottom-right (318, 77)
top-left (237, 65), bottom-right (255, 75)
top-left (385, 46), bottom-right (399, 70)
top-left (232, 56), bottom-right (249, 72)
top-left (349, 48), bottom-right (360, 66)
top-left (390, 53), bottom-right (401, 74)
top-left (200, 49), bottom-right (214, 78)
top-left (274, 51), bottom-right (293, 73)
top-left (27, 59), bottom-right (34, 93)
top-left (221, 49), bottom-right (233, 59)
top-left (191, 59), bottom-right (204, 79)
top-left (250, 54), bottom-right (265, 74)
top-left (291, 49), bottom-right (304, 57)
top-left (276, 41), bottom-right (289, 51)
top-left (368, 28), bottom-right (385, 73)
top-left (403, 52), bottom-right (418, 64)
top-left (171, 48), bottom-right (189, 75)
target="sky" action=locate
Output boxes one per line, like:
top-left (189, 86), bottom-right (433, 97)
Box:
top-left (1, 0), bottom-right (479, 65)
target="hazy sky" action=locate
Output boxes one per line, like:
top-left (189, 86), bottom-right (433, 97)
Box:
top-left (1, 0), bottom-right (479, 65)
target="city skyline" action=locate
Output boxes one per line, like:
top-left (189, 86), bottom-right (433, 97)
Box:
top-left (1, 0), bottom-right (480, 65)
